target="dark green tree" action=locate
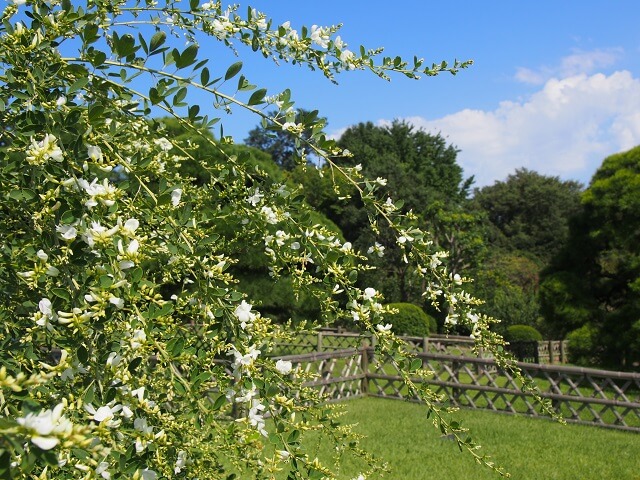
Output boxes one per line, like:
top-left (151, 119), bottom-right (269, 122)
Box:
top-left (473, 168), bottom-right (583, 264)
top-left (331, 121), bottom-right (475, 304)
top-left (244, 109), bottom-right (326, 170)
top-left (540, 146), bottom-right (640, 369)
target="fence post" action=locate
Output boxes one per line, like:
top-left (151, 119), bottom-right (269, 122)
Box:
top-left (360, 346), bottom-right (369, 396)
top-left (452, 359), bottom-right (461, 405)
top-left (560, 340), bottom-right (566, 363)
top-left (548, 340), bottom-right (554, 364)
top-left (317, 332), bottom-right (323, 352)
top-left (423, 336), bottom-right (429, 354)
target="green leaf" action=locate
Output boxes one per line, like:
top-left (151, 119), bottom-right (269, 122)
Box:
top-left (9, 189), bottom-right (36, 201)
top-left (410, 358), bottom-right (422, 371)
top-left (173, 378), bottom-right (186, 395)
top-left (149, 87), bottom-right (163, 105)
top-left (130, 267), bottom-right (143, 283)
top-left (77, 345), bottom-right (89, 364)
top-left (99, 275), bottom-right (113, 288)
top-left (225, 61), bottom-right (242, 81)
top-left (68, 77), bottom-right (89, 94)
top-left (176, 44), bottom-right (198, 69)
top-left (168, 337), bottom-right (184, 356)
top-left (149, 31), bottom-right (166, 53)
top-left (212, 394), bottom-right (226, 411)
top-left (200, 67), bottom-right (210, 86)
top-left (172, 87), bottom-right (187, 106)
top-left (287, 429), bottom-right (300, 443)
top-left (91, 50), bottom-right (107, 67)
top-left (248, 88), bottom-right (267, 106)
top-left (51, 288), bottom-right (71, 301)
top-left (128, 357), bottom-right (142, 374)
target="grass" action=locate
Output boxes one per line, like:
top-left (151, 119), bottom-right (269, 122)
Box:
top-left (303, 397), bottom-right (640, 480)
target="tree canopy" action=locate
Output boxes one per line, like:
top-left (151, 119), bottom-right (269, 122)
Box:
top-left (473, 168), bottom-right (583, 264)
top-left (540, 146), bottom-right (640, 369)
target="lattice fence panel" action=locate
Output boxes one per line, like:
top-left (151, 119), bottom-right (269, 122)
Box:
top-left (280, 349), bottom-right (366, 402)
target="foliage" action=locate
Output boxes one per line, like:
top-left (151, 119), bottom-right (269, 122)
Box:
top-left (471, 253), bottom-right (542, 334)
top-left (245, 109), bottom-right (326, 170)
top-left (504, 325), bottom-right (543, 343)
top-left (0, 1), bottom-right (551, 479)
top-left (566, 325), bottom-right (599, 367)
top-left (540, 146), bottom-right (640, 369)
top-left (473, 168), bottom-right (583, 264)
top-left (385, 302), bottom-right (437, 336)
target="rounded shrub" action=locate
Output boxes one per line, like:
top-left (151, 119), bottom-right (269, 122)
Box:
top-left (567, 324), bottom-right (598, 366)
top-left (386, 303), bottom-right (437, 337)
top-left (504, 324), bottom-right (543, 343)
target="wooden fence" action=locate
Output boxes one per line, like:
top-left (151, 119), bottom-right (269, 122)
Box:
top-left (278, 347), bottom-right (640, 433)
top-left (276, 331), bottom-right (569, 364)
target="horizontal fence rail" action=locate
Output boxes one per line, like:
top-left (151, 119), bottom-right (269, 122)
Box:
top-left (278, 345), bottom-right (640, 433)
top-left (274, 331), bottom-right (569, 364)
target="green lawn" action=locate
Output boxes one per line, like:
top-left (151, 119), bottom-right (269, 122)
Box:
top-left (306, 397), bottom-right (640, 480)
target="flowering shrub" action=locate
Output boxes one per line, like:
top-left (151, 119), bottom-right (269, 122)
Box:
top-left (0, 1), bottom-right (553, 478)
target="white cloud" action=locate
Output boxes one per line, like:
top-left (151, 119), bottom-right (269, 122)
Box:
top-left (398, 70), bottom-right (640, 187)
top-left (515, 48), bottom-right (622, 85)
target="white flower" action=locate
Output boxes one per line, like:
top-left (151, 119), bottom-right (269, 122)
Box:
top-left (174, 450), bottom-right (187, 474)
top-left (39, 298), bottom-right (53, 317)
top-left (246, 188), bottom-right (264, 206)
top-left (56, 96), bottom-right (67, 107)
top-left (140, 469), bottom-right (157, 480)
top-left (36, 250), bottom-right (48, 261)
top-left (275, 359), bottom-right (293, 375)
top-left (16, 403), bottom-right (73, 450)
top-left (26, 134), bottom-right (63, 165)
top-left (171, 188), bottom-right (182, 207)
top-left (341, 242), bottom-right (353, 252)
top-left (109, 296), bottom-right (124, 309)
top-left (83, 221), bottom-right (119, 247)
top-left (130, 329), bottom-right (146, 349)
top-left (363, 287), bottom-right (377, 300)
top-left (453, 273), bottom-right (462, 285)
top-left (85, 404), bottom-right (122, 427)
top-left (12, 0), bottom-right (27, 5)
top-left (230, 345), bottom-right (261, 369)
top-left (234, 300), bottom-right (256, 329)
top-left (277, 450), bottom-right (291, 460)
top-left (247, 399), bottom-right (267, 436)
top-left (367, 242), bottom-right (385, 258)
top-left (153, 137), bottom-right (173, 152)
top-left (77, 177), bottom-right (118, 208)
top-left (376, 323), bottom-right (392, 333)
top-left (106, 352), bottom-right (122, 368)
top-left (310, 24), bottom-right (329, 48)
top-left (122, 218), bottom-right (139, 236)
top-left (87, 145), bottom-right (103, 162)
top-left (96, 462), bottom-right (111, 480)
top-left (134, 417), bottom-right (153, 434)
top-left (261, 205), bottom-right (278, 224)
top-left (56, 224), bottom-right (77, 241)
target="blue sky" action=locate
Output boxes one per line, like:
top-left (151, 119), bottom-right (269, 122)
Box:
top-left (189, 1), bottom-right (640, 187)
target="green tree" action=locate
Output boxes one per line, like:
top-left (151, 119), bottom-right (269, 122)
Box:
top-left (315, 121), bottom-right (477, 303)
top-left (245, 108), bottom-right (326, 170)
top-left (473, 168), bottom-right (583, 264)
top-left (540, 146), bottom-right (640, 369)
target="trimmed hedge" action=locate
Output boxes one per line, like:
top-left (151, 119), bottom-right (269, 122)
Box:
top-left (504, 324), bottom-right (543, 343)
top-left (386, 303), bottom-right (437, 337)
top-left (567, 324), bottom-right (598, 366)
